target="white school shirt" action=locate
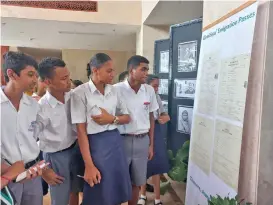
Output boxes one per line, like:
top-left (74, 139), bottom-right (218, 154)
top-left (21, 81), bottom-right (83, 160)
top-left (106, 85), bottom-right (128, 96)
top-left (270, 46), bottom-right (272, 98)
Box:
top-left (114, 80), bottom-right (159, 135)
top-left (154, 93), bottom-right (165, 120)
top-left (0, 89), bottom-right (40, 164)
top-left (71, 80), bottom-right (129, 134)
top-left (36, 91), bottom-right (77, 153)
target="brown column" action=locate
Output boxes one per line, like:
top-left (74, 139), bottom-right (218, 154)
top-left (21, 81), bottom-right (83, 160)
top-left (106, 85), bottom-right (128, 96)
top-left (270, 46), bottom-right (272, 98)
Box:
top-left (1, 46), bottom-right (9, 85)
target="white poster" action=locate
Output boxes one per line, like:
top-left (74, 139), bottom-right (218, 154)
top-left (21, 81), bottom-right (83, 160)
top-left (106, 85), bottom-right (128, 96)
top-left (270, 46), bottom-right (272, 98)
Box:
top-left (185, 2), bottom-right (258, 205)
top-left (160, 50), bottom-right (169, 73)
top-left (174, 79), bottom-right (196, 99)
top-left (177, 105), bottom-right (193, 134)
top-left (178, 41), bottom-right (197, 72)
top-left (162, 100), bottom-right (168, 113)
top-left (158, 79), bottom-right (168, 95)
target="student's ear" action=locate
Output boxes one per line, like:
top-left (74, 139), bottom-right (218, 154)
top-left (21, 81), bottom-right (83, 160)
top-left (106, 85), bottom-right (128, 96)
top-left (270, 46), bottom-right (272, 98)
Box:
top-left (43, 78), bottom-right (51, 86)
top-left (7, 69), bottom-right (18, 81)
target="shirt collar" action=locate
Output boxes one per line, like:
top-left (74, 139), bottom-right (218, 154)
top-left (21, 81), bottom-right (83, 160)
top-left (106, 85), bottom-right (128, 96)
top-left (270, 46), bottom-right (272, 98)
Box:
top-left (124, 80), bottom-right (145, 92)
top-left (45, 91), bottom-right (70, 108)
top-left (88, 80), bottom-right (112, 96)
top-left (0, 87), bottom-right (31, 105)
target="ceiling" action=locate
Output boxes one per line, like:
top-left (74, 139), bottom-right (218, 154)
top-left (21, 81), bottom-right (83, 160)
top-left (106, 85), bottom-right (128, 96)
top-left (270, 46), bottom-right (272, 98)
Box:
top-left (1, 17), bottom-right (139, 51)
top-left (144, 1), bottom-right (203, 26)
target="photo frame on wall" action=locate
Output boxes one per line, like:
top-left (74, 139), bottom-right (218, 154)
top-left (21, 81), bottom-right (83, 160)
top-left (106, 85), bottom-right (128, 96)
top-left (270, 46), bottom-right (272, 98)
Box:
top-left (159, 50), bottom-right (169, 73)
top-left (178, 40), bottom-right (197, 72)
top-left (177, 105), bottom-right (193, 134)
top-left (161, 100), bottom-right (168, 113)
top-left (174, 78), bottom-right (196, 99)
top-left (158, 79), bottom-right (169, 95)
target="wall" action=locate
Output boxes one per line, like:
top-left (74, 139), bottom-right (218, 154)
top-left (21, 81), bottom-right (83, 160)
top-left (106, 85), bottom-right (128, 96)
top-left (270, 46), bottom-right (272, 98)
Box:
top-left (141, 0), bottom-right (159, 23)
top-left (62, 49), bottom-right (135, 83)
top-left (136, 25), bottom-right (169, 73)
top-left (1, 1), bottom-right (141, 26)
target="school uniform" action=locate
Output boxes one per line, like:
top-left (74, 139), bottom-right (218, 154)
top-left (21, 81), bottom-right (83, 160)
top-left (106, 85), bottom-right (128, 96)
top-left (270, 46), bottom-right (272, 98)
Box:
top-left (0, 89), bottom-right (42, 205)
top-left (114, 81), bottom-right (159, 186)
top-left (146, 94), bottom-right (170, 179)
top-left (71, 80), bottom-right (131, 205)
top-left (36, 91), bottom-right (78, 205)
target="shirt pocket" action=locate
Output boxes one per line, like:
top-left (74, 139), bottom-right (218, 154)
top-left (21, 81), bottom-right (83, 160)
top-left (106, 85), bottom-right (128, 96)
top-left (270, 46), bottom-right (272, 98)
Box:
top-left (50, 111), bottom-right (65, 129)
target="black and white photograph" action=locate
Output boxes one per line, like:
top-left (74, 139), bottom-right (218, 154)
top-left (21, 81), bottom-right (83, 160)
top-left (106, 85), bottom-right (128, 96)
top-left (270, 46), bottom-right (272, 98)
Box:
top-left (174, 78), bottom-right (196, 99)
top-left (178, 41), bottom-right (197, 72)
top-left (177, 105), bottom-right (193, 134)
top-left (158, 79), bottom-right (169, 95)
top-left (162, 100), bottom-right (168, 113)
top-left (159, 50), bottom-right (169, 73)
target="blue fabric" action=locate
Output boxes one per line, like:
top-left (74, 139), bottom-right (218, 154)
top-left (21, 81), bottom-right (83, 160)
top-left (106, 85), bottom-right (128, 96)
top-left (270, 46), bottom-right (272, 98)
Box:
top-left (83, 129), bottom-right (132, 205)
top-left (147, 123), bottom-right (170, 179)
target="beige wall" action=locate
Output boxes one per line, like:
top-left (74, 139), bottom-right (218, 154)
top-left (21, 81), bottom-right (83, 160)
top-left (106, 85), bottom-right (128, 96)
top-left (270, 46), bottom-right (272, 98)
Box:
top-left (136, 25), bottom-right (169, 73)
top-left (62, 49), bottom-right (135, 83)
top-left (1, 1), bottom-right (141, 26)
top-left (203, 1), bottom-right (248, 27)
top-left (141, 0), bottom-right (159, 23)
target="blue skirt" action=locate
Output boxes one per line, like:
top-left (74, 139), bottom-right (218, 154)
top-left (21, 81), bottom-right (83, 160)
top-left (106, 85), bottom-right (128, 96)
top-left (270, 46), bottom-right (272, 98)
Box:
top-left (147, 123), bottom-right (170, 179)
top-left (82, 129), bottom-right (132, 205)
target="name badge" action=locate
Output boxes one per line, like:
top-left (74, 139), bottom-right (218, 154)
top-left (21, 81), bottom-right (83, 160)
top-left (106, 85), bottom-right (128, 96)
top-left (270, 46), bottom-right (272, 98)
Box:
top-left (144, 102), bottom-right (150, 111)
top-left (28, 121), bottom-right (37, 132)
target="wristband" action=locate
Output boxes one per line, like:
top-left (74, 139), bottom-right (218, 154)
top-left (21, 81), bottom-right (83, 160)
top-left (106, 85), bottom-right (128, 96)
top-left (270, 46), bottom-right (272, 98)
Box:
top-left (1, 175), bottom-right (11, 182)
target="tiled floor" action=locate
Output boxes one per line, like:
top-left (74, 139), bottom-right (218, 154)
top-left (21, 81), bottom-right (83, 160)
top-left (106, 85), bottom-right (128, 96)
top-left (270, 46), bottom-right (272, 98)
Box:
top-left (43, 191), bottom-right (183, 205)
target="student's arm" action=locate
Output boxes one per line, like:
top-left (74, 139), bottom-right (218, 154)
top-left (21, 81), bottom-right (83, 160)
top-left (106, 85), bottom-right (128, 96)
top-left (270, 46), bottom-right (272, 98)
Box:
top-left (1, 161), bottom-right (25, 189)
top-left (71, 91), bottom-right (101, 187)
top-left (115, 88), bottom-right (130, 124)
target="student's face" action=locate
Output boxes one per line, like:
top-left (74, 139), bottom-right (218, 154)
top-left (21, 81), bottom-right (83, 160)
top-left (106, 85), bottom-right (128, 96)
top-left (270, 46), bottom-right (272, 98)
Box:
top-left (93, 60), bottom-right (114, 84)
top-left (130, 63), bottom-right (149, 84)
top-left (7, 66), bottom-right (38, 92)
top-left (37, 79), bottom-right (47, 96)
top-left (182, 112), bottom-right (188, 121)
top-left (150, 79), bottom-right (159, 93)
top-left (47, 67), bottom-right (71, 92)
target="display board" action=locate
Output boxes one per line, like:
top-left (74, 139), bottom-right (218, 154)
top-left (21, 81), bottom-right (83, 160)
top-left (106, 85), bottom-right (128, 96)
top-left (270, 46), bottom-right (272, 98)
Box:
top-left (185, 2), bottom-right (258, 204)
top-left (154, 39), bottom-right (170, 141)
top-left (168, 19), bottom-right (202, 154)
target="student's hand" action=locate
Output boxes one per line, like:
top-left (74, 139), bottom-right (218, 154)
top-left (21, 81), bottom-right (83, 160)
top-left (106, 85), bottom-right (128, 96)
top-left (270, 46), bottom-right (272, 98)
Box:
top-left (148, 145), bottom-right (154, 160)
top-left (26, 160), bottom-right (49, 180)
top-left (84, 165), bottom-right (101, 187)
top-left (3, 161), bottom-right (25, 180)
top-left (42, 168), bottom-right (64, 186)
top-left (158, 114), bottom-right (170, 124)
top-left (91, 108), bottom-right (115, 125)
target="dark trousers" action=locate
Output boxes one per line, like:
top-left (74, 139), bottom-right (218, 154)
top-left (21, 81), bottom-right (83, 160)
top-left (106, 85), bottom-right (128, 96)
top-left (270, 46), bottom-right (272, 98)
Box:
top-left (39, 151), bottom-right (49, 196)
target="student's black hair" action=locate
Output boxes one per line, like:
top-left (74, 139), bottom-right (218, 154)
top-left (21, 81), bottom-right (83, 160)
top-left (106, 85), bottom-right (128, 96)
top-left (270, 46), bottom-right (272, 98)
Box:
top-left (127, 55), bottom-right (149, 70)
top-left (38, 57), bottom-right (66, 80)
top-left (2, 51), bottom-right (38, 82)
top-left (89, 53), bottom-right (111, 70)
top-left (86, 63), bottom-right (91, 79)
top-left (73, 80), bottom-right (83, 87)
top-left (118, 71), bottom-right (128, 82)
top-left (146, 74), bottom-right (159, 85)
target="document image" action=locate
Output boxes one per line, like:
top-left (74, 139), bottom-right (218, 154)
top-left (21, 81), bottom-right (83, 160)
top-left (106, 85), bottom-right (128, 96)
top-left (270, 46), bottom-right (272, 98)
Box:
top-left (212, 120), bottom-right (243, 191)
top-left (160, 50), bottom-right (169, 73)
top-left (178, 41), bottom-right (197, 72)
top-left (217, 54), bottom-right (251, 122)
top-left (190, 115), bottom-right (214, 175)
top-left (158, 79), bottom-right (169, 95)
top-left (177, 105), bottom-right (193, 134)
top-left (162, 100), bottom-right (168, 113)
top-left (197, 53), bottom-right (220, 116)
top-left (174, 79), bottom-right (196, 99)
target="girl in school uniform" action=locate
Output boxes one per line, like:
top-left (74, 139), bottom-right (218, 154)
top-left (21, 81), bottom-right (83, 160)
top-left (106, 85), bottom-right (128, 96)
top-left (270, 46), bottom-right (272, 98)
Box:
top-left (138, 74), bottom-right (170, 205)
top-left (71, 53), bottom-right (132, 205)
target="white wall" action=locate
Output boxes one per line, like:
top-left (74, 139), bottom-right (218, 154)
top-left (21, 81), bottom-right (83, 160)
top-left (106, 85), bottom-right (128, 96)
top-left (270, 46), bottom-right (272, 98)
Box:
top-left (62, 49), bottom-right (135, 83)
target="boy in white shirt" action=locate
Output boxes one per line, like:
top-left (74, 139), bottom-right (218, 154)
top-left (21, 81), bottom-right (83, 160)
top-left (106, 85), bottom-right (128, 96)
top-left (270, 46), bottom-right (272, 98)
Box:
top-left (36, 57), bottom-right (79, 205)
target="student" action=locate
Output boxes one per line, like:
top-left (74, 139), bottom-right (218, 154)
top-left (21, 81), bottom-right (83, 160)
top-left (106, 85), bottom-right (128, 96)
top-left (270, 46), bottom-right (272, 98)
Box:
top-left (138, 74), bottom-right (170, 205)
top-left (118, 71), bottom-right (128, 82)
top-left (36, 57), bottom-right (78, 205)
top-left (71, 53), bottom-right (131, 205)
top-left (71, 79), bottom-right (84, 89)
top-left (114, 55), bottom-right (159, 205)
top-left (0, 51), bottom-right (44, 205)
top-left (32, 77), bottom-right (47, 101)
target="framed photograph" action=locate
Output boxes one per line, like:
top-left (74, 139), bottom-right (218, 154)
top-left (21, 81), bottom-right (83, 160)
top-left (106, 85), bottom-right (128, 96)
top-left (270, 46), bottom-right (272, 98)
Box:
top-left (158, 79), bottom-right (168, 95)
top-left (178, 41), bottom-right (197, 72)
top-left (161, 100), bottom-right (168, 113)
top-left (177, 105), bottom-right (193, 134)
top-left (174, 78), bottom-right (196, 99)
top-left (159, 50), bottom-right (169, 73)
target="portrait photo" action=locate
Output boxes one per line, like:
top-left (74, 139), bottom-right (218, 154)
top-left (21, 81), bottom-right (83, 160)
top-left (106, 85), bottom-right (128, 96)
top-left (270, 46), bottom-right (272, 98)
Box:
top-left (174, 79), bottom-right (196, 99)
top-left (177, 105), bottom-right (193, 134)
top-left (178, 41), bottom-right (197, 72)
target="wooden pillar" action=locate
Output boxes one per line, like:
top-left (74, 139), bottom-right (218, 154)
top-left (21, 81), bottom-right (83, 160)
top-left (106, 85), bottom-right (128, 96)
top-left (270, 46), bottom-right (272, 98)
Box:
top-left (1, 46), bottom-right (9, 85)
